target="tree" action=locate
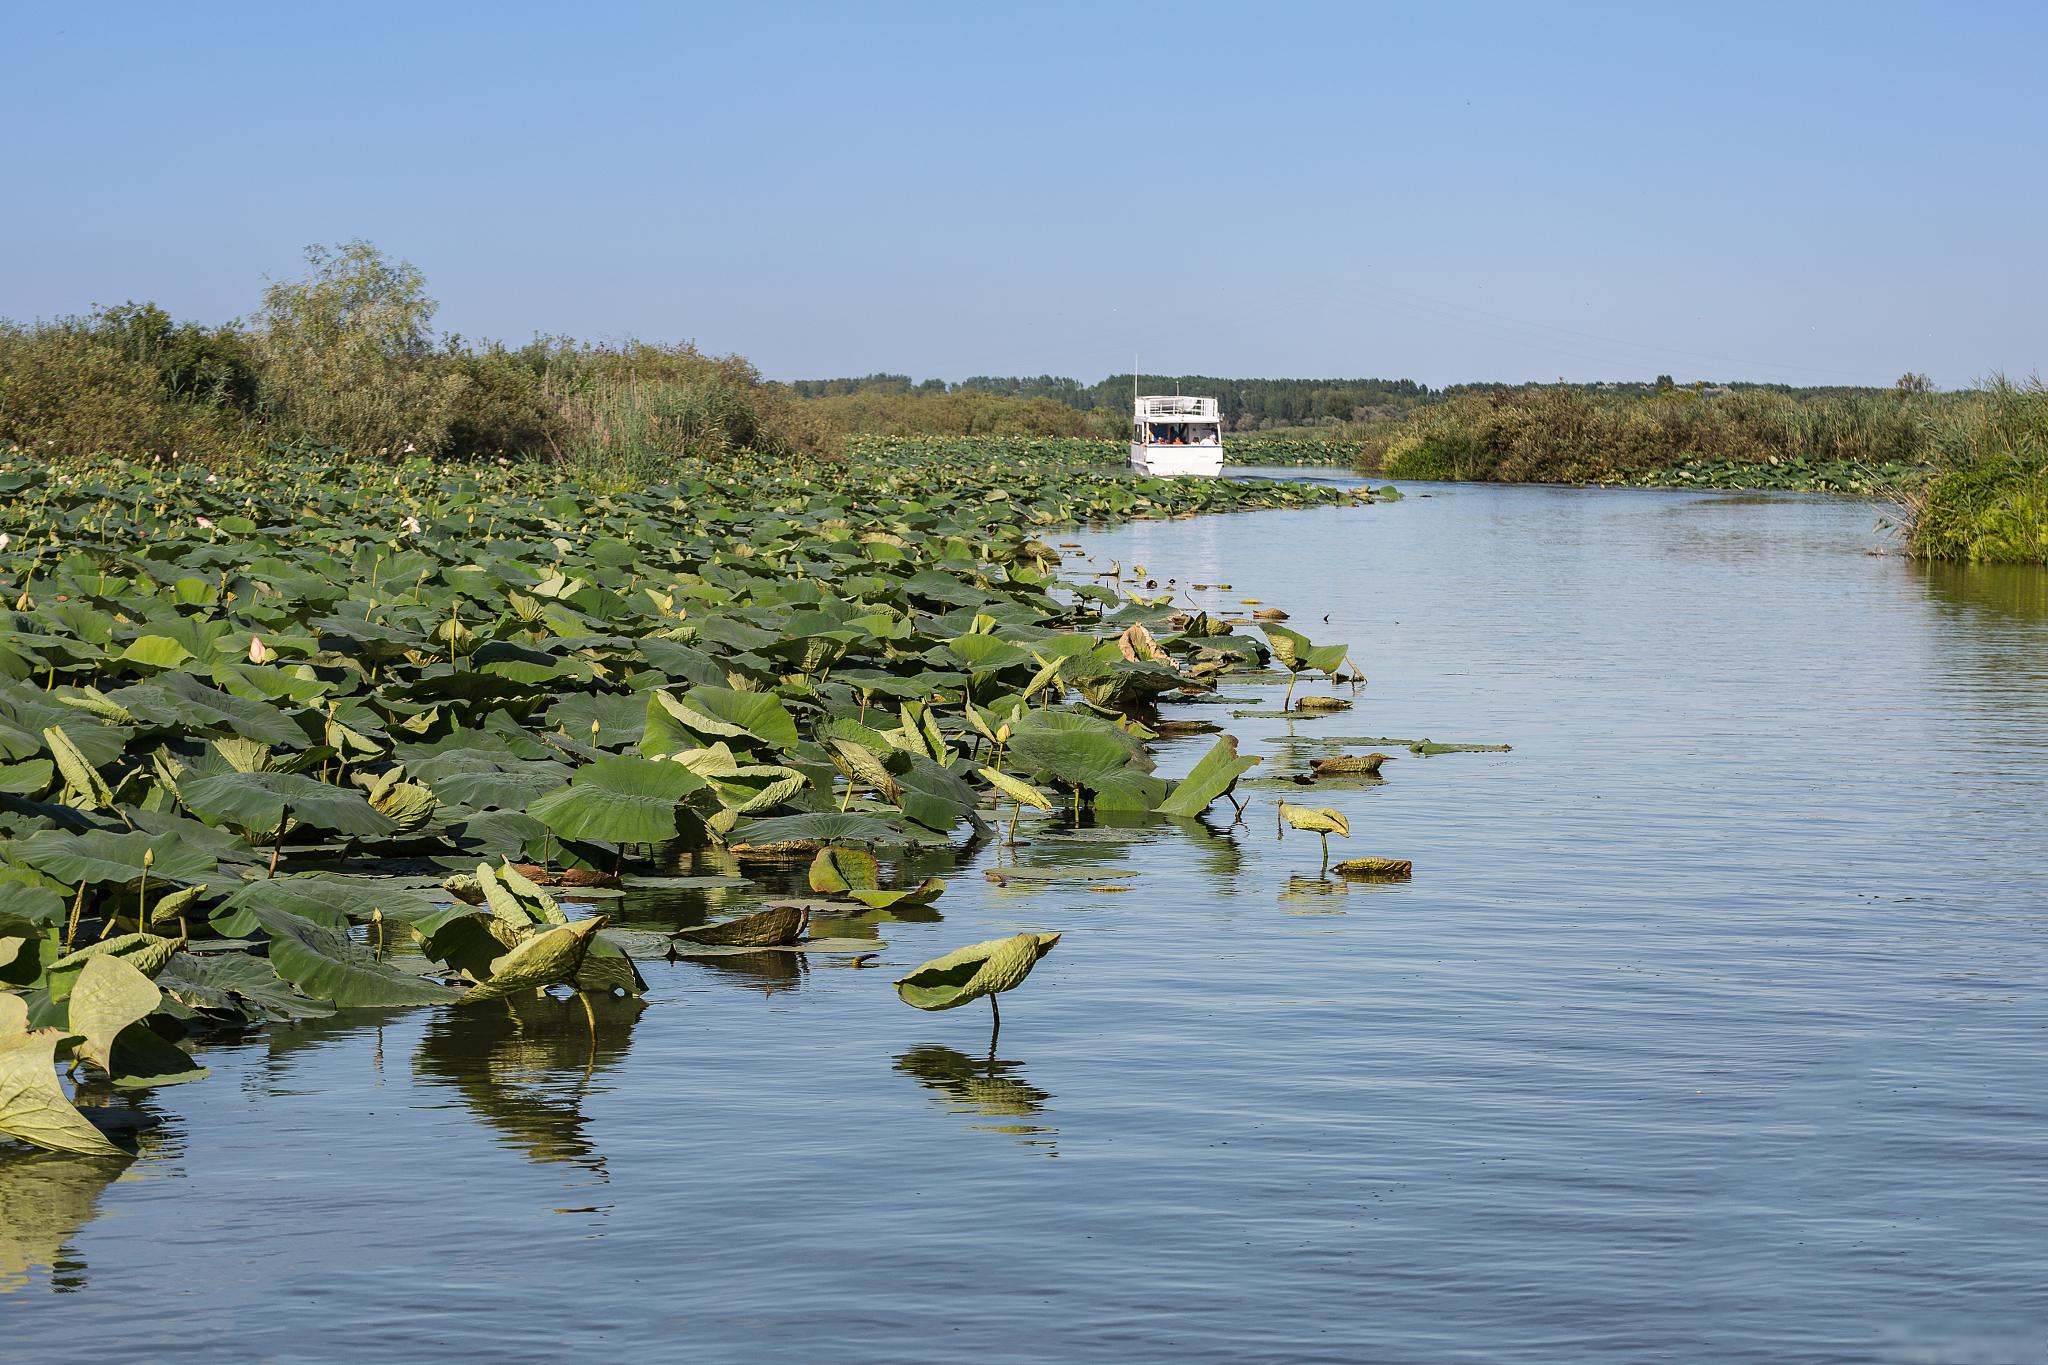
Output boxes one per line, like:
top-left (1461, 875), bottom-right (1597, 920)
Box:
top-left (254, 241), bottom-right (465, 455)
top-left (1895, 372), bottom-right (1934, 395)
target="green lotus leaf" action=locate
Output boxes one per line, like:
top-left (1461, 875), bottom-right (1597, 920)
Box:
top-left (259, 907), bottom-right (462, 1009)
top-left (894, 931), bottom-right (1060, 1011)
top-left (1260, 624), bottom-right (1348, 676)
top-left (66, 954), bottom-right (161, 1075)
top-left (105, 1023), bottom-right (209, 1088)
top-left (156, 951), bottom-right (334, 1022)
top-left (1154, 736), bottom-right (1261, 817)
top-left (729, 811), bottom-right (920, 849)
top-left (11, 830), bottom-right (217, 887)
top-left (119, 635), bottom-right (196, 670)
top-left (526, 755), bottom-right (708, 845)
top-left (1007, 710), bottom-right (1166, 811)
top-left (43, 726), bottom-right (113, 810)
top-left (460, 916), bottom-right (606, 1003)
top-left (0, 1029), bottom-right (122, 1156)
top-left (216, 875), bottom-right (441, 935)
top-left (181, 769), bottom-right (396, 838)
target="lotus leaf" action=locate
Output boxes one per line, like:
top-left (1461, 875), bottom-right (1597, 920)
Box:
top-left (66, 954), bottom-right (161, 1075)
top-left (181, 770), bottom-right (395, 839)
top-left (526, 755), bottom-right (707, 844)
top-left (671, 904), bottom-right (809, 947)
top-left (0, 1030), bottom-right (121, 1156)
top-left (1155, 736), bottom-right (1261, 817)
top-left (894, 931), bottom-right (1060, 1012)
top-left (461, 916), bottom-right (606, 1003)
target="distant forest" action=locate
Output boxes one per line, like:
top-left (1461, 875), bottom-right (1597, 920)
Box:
top-left (786, 372), bottom-right (1919, 431)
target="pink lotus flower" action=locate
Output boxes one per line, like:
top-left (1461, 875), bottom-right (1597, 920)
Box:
top-left (248, 636), bottom-right (272, 664)
top-left (0, 533), bottom-right (10, 551)
top-left (196, 516), bottom-right (216, 530)
top-left (402, 515), bottom-right (422, 535)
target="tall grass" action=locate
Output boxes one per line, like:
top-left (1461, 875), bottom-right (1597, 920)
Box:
top-left (1376, 384), bottom-right (1938, 484)
top-left (1906, 377), bottom-right (2048, 563)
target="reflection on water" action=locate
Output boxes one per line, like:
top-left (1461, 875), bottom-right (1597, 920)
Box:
top-left (1917, 558), bottom-right (2048, 622)
top-left (684, 948), bottom-right (807, 995)
top-left (0, 1152), bottom-right (127, 1294)
top-left (413, 992), bottom-right (646, 1171)
top-left (894, 1044), bottom-right (1056, 1154)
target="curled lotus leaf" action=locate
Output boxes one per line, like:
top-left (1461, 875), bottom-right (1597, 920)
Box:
top-left (461, 916), bottom-right (607, 1004)
top-left (1261, 624), bottom-right (1348, 676)
top-left (1277, 803), bottom-right (1350, 838)
top-left (1332, 857), bottom-right (1413, 879)
top-left (0, 1029), bottom-right (122, 1156)
top-left (808, 846), bottom-right (944, 909)
top-left (67, 954), bottom-right (162, 1075)
top-left (1293, 695), bottom-right (1351, 712)
top-left (1310, 753), bottom-right (1393, 776)
top-left (979, 766), bottom-right (1052, 812)
top-left (368, 778), bottom-right (439, 833)
top-left (671, 903), bottom-right (809, 948)
top-left (895, 931), bottom-right (1060, 1011)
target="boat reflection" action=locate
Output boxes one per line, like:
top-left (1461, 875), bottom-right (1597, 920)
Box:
top-left (893, 1044), bottom-right (1057, 1154)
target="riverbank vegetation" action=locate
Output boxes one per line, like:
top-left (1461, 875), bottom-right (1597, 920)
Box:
top-left (5, 239), bottom-right (2041, 558)
top-left (1905, 378), bottom-right (2048, 563)
top-left (0, 242), bottom-right (831, 481)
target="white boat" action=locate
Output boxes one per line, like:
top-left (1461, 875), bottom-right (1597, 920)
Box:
top-left (1130, 394), bottom-right (1224, 477)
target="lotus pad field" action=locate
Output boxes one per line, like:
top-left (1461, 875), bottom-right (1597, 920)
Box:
top-left (0, 441), bottom-right (1355, 1153)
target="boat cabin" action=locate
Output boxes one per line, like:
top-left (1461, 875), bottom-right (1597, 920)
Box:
top-left (1130, 394), bottom-right (1224, 476)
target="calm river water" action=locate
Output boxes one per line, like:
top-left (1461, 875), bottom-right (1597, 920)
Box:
top-left (7, 474), bottom-right (2047, 1363)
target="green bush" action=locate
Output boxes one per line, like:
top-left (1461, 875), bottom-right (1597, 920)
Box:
top-left (1907, 378), bottom-right (2048, 562)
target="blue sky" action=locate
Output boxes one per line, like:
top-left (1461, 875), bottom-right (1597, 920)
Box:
top-left (4, 2), bottom-right (2041, 387)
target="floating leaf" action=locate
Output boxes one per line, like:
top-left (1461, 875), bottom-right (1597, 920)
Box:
top-left (1332, 857), bottom-right (1413, 879)
top-left (671, 904), bottom-right (809, 947)
top-left (1310, 753), bottom-right (1393, 776)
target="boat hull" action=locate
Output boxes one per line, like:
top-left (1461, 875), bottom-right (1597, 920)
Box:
top-left (1129, 443), bottom-right (1224, 478)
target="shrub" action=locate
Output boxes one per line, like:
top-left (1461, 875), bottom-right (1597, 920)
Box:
top-left (253, 241), bottom-right (466, 456)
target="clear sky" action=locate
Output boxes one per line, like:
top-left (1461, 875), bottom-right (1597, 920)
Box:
top-left (4, 2), bottom-right (2042, 388)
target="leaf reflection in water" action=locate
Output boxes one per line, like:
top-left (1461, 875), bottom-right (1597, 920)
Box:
top-left (0, 1150), bottom-right (129, 1294)
top-left (685, 948), bottom-right (808, 996)
top-left (412, 992), bottom-right (646, 1172)
top-left (893, 1044), bottom-right (1056, 1154)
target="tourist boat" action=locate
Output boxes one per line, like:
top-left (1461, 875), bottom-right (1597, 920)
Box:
top-left (1130, 394), bottom-right (1224, 477)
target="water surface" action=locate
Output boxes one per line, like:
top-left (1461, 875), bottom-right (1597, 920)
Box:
top-left (8, 475), bottom-right (2046, 1363)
